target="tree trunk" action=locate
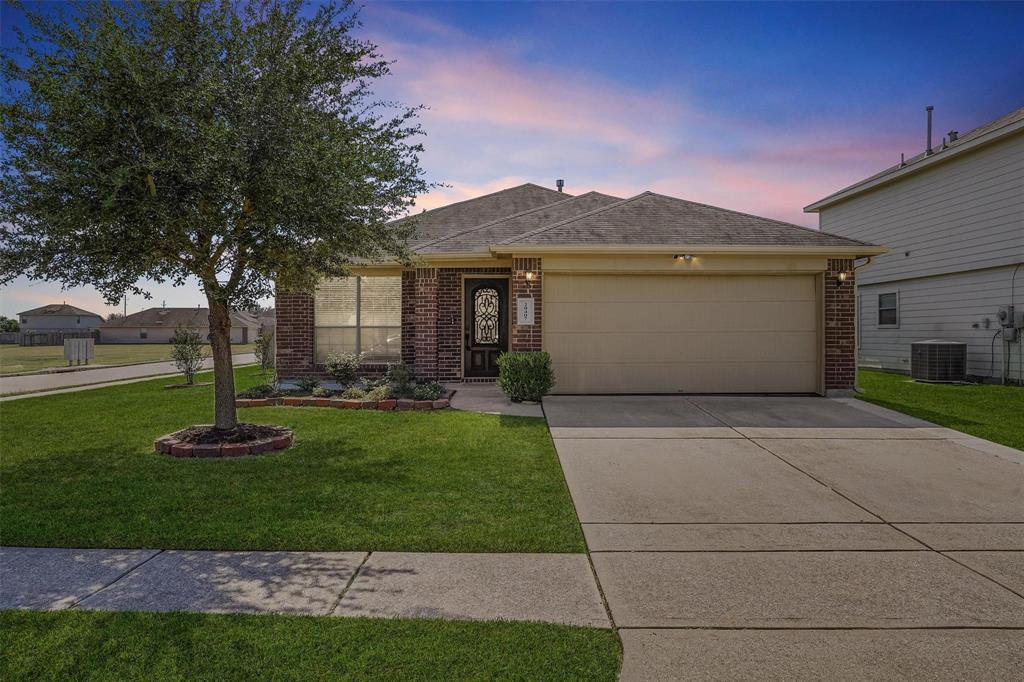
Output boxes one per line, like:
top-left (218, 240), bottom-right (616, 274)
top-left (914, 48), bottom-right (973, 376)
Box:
top-left (207, 297), bottom-right (238, 431)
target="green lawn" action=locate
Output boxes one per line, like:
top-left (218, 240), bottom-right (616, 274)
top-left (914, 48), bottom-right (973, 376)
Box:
top-left (0, 610), bottom-right (620, 681)
top-left (0, 342), bottom-right (256, 374)
top-left (857, 369), bottom-right (1024, 450)
top-left (0, 366), bottom-right (583, 552)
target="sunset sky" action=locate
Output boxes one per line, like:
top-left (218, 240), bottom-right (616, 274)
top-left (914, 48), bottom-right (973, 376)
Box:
top-left (2, 0), bottom-right (1022, 318)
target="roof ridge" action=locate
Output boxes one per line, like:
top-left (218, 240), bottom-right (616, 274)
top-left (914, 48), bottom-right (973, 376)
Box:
top-left (398, 182), bottom-right (570, 225)
top-left (416, 191), bottom-right (597, 250)
top-left (499, 192), bottom-right (655, 244)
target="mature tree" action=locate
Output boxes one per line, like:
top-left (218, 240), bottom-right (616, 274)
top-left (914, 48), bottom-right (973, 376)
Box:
top-left (0, 315), bottom-right (19, 332)
top-left (1, 0), bottom-right (428, 430)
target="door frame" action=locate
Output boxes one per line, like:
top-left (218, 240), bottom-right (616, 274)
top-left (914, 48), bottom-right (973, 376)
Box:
top-left (460, 273), bottom-right (511, 379)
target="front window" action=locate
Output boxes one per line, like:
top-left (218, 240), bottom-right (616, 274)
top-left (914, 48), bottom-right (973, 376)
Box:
top-left (878, 292), bottom-right (899, 327)
top-left (315, 276), bottom-right (401, 363)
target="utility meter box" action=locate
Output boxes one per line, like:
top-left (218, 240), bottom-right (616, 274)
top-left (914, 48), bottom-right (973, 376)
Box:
top-left (997, 305), bottom-right (1016, 328)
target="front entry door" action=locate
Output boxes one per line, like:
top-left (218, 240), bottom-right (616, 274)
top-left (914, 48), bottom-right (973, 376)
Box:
top-left (464, 278), bottom-right (509, 377)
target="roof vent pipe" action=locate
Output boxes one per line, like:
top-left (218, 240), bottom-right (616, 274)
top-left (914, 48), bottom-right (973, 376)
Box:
top-left (556, 179), bottom-right (564, 192)
top-left (925, 106), bottom-right (934, 155)
top-left (948, 129), bottom-right (959, 142)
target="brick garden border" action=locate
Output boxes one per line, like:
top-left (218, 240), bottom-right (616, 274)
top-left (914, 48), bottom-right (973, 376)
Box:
top-left (154, 427), bottom-right (294, 458)
top-left (235, 396), bottom-right (451, 411)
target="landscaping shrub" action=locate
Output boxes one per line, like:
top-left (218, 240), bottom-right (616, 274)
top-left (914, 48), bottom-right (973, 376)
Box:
top-left (236, 384), bottom-right (279, 399)
top-left (311, 386), bottom-right (333, 398)
top-left (169, 325), bottom-right (209, 385)
top-left (253, 329), bottom-right (275, 379)
top-left (341, 386), bottom-right (367, 399)
top-left (413, 382), bottom-right (446, 401)
top-left (385, 362), bottom-right (415, 397)
top-left (324, 352), bottom-right (362, 385)
top-left (296, 377), bottom-right (320, 393)
top-left (367, 385), bottom-right (392, 401)
top-left (497, 352), bottom-right (554, 402)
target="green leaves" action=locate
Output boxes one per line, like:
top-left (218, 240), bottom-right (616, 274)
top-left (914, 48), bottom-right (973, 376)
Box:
top-left (1, 0), bottom-right (430, 305)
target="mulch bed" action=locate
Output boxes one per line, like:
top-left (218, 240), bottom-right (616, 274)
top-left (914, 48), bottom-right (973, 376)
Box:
top-left (154, 424), bottom-right (293, 458)
top-left (236, 393), bottom-right (452, 412)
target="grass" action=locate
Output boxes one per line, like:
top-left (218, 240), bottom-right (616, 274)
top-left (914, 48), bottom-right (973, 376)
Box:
top-left (0, 366), bottom-right (584, 552)
top-left (0, 610), bottom-right (621, 681)
top-left (857, 369), bottom-right (1024, 450)
top-left (0, 342), bottom-right (256, 374)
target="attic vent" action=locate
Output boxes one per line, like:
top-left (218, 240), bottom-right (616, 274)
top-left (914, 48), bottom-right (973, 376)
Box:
top-left (948, 130), bottom-right (959, 142)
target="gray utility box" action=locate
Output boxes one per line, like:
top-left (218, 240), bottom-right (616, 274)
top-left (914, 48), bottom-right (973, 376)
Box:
top-left (910, 340), bottom-right (967, 383)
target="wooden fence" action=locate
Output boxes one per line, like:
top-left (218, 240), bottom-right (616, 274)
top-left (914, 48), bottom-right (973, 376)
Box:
top-left (4, 330), bottom-right (100, 347)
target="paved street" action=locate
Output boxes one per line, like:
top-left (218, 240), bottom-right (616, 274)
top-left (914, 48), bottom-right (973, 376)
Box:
top-left (0, 353), bottom-right (255, 398)
top-left (545, 395), bottom-right (1024, 681)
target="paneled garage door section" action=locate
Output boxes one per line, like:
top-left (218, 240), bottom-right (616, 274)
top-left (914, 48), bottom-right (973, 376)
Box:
top-left (543, 274), bottom-right (820, 393)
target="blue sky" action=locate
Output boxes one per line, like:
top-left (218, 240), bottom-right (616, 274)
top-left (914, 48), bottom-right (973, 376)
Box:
top-left (2, 1), bottom-right (1022, 318)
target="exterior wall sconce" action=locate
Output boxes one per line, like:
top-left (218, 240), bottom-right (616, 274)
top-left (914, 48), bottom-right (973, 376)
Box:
top-left (837, 271), bottom-right (851, 283)
top-left (524, 271), bottom-right (536, 281)
top-left (673, 254), bottom-right (694, 262)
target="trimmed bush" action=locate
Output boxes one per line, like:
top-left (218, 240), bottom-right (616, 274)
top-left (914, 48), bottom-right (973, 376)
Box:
top-left (236, 384), bottom-right (279, 399)
top-left (341, 386), bottom-right (367, 399)
top-left (324, 352), bottom-right (363, 385)
top-left (367, 385), bottom-right (392, 401)
top-left (497, 352), bottom-right (554, 402)
top-left (413, 382), bottom-right (446, 401)
top-left (296, 377), bottom-right (320, 393)
top-left (311, 386), bottom-right (333, 398)
top-left (385, 362), bottom-right (415, 397)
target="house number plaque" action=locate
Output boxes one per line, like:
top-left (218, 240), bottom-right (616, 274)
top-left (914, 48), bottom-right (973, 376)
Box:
top-left (516, 297), bottom-right (535, 326)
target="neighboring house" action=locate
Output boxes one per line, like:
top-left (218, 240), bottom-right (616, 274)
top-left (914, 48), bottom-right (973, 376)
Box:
top-left (277, 183), bottom-right (883, 396)
top-left (257, 309), bottom-right (275, 334)
top-left (805, 106), bottom-right (1024, 383)
top-left (100, 307), bottom-right (260, 344)
top-left (18, 304), bottom-right (104, 331)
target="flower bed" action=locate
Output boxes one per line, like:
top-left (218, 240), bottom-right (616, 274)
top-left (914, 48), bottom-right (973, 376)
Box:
top-left (236, 395), bottom-right (451, 411)
top-left (154, 424), bottom-right (293, 458)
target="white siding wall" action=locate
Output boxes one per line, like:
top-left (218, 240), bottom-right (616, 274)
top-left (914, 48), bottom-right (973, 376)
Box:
top-left (857, 265), bottom-right (1023, 382)
top-left (819, 130), bottom-right (1024, 285)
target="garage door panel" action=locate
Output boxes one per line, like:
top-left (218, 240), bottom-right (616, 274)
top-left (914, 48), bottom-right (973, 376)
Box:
top-left (543, 274), bottom-right (820, 394)
top-left (546, 331), bottom-right (818, 364)
top-left (545, 273), bottom-right (816, 303)
top-left (555, 362), bottom-right (819, 394)
top-left (545, 301), bottom-right (817, 334)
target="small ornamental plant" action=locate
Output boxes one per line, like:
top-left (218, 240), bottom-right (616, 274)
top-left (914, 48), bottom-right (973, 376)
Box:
top-left (497, 352), bottom-right (555, 403)
top-left (170, 325), bottom-right (209, 385)
top-left (324, 352), bottom-right (363, 386)
top-left (253, 329), bottom-right (275, 380)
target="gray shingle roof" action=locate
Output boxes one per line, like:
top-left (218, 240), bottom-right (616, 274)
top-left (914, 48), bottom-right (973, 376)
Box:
top-left (18, 304), bottom-right (102, 318)
top-left (501, 192), bottom-right (874, 248)
top-left (100, 308), bottom-right (259, 328)
top-left (403, 183), bottom-right (570, 247)
top-left (807, 105), bottom-right (1024, 210)
top-left (415, 192), bottom-right (622, 253)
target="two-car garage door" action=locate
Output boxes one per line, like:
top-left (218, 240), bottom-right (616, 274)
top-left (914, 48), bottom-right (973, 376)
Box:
top-left (543, 273), bottom-right (821, 394)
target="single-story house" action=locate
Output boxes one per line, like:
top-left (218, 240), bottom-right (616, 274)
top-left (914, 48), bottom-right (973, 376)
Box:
top-left (805, 105), bottom-right (1023, 383)
top-left (100, 307), bottom-right (261, 344)
top-left (276, 184), bottom-right (885, 395)
top-left (18, 304), bottom-right (104, 332)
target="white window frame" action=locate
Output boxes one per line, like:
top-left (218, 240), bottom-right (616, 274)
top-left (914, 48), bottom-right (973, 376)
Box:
top-left (877, 291), bottom-right (899, 328)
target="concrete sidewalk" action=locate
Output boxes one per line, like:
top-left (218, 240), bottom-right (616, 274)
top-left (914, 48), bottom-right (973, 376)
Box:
top-left (0, 547), bottom-right (610, 628)
top-left (0, 353), bottom-right (256, 399)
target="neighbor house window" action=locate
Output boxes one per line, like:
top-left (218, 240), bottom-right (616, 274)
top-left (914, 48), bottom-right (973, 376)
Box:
top-left (140, 328), bottom-right (148, 339)
top-left (877, 292), bottom-right (899, 327)
top-left (314, 276), bottom-right (401, 363)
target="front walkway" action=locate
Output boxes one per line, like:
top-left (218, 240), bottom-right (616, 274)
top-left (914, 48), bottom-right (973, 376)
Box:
top-left (0, 547), bottom-right (609, 628)
top-left (0, 353), bottom-right (256, 398)
top-left (545, 395), bottom-right (1024, 680)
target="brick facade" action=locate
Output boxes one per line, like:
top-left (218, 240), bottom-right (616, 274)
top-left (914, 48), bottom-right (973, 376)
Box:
top-left (824, 258), bottom-right (856, 393)
top-left (413, 268), bottom-right (439, 380)
top-left (511, 258), bottom-right (543, 351)
top-left (275, 292), bottom-right (316, 378)
top-left (280, 256), bottom-right (858, 394)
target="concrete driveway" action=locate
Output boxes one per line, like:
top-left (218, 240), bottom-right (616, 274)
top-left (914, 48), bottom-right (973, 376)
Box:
top-left (545, 395), bottom-right (1024, 680)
